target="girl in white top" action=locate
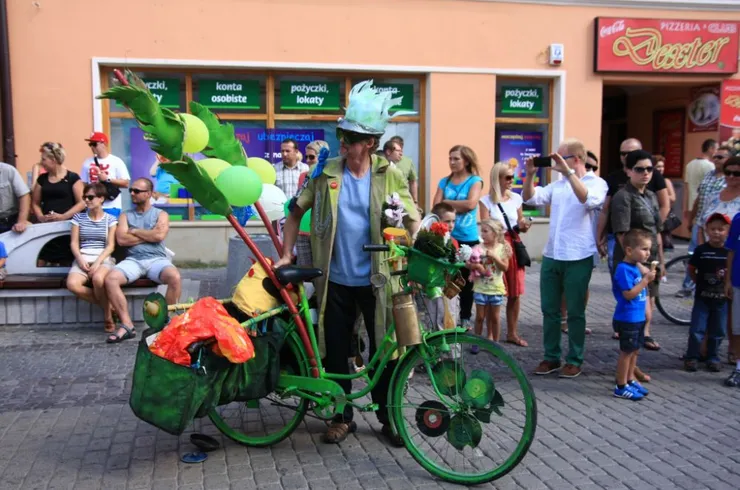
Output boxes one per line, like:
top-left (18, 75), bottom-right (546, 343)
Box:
top-left (67, 182), bottom-right (118, 333)
top-left (479, 161), bottom-right (532, 347)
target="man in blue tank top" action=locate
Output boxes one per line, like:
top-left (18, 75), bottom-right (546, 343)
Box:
top-left (104, 178), bottom-right (181, 343)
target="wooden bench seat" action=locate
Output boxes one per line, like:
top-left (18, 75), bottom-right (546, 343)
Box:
top-left (0, 275), bottom-right (157, 290)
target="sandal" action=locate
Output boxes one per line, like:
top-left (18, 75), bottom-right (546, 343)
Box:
top-left (106, 325), bottom-right (136, 344)
top-left (644, 337), bottom-right (661, 351)
top-left (634, 366), bottom-right (651, 383)
top-left (505, 337), bottom-right (529, 347)
top-left (323, 420), bottom-right (357, 444)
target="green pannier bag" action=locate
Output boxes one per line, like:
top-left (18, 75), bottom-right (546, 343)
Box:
top-left (129, 319), bottom-right (286, 436)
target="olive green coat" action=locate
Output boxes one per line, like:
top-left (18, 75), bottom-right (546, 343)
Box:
top-left (296, 154), bottom-right (420, 358)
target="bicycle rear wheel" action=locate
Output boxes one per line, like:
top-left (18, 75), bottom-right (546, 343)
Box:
top-left (655, 254), bottom-right (693, 326)
top-left (389, 332), bottom-right (536, 485)
top-left (208, 330), bottom-right (309, 447)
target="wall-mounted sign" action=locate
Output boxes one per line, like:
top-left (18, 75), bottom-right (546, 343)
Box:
top-left (280, 81), bottom-right (340, 111)
top-left (500, 86), bottom-right (543, 115)
top-left (653, 108), bottom-right (685, 179)
top-left (719, 79), bottom-right (740, 151)
top-left (688, 85), bottom-right (720, 133)
top-left (199, 80), bottom-right (261, 109)
top-left (142, 79), bottom-right (179, 108)
top-left (594, 17), bottom-right (739, 74)
top-left (374, 83), bottom-right (415, 112)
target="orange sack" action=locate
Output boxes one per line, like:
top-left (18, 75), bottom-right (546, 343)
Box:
top-left (150, 297), bottom-right (255, 366)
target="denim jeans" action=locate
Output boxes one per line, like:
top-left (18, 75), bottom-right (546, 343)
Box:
top-left (682, 224), bottom-right (700, 290)
top-left (686, 297), bottom-right (727, 363)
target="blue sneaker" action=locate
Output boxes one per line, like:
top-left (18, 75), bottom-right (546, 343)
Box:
top-left (628, 380), bottom-right (649, 396)
top-left (613, 384), bottom-right (644, 401)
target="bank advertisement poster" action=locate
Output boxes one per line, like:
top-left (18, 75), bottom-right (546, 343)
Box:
top-left (687, 85), bottom-right (720, 133)
top-left (594, 18), bottom-right (739, 74)
top-left (653, 109), bottom-right (685, 179)
top-left (129, 127), bottom-right (324, 203)
top-left (719, 79), bottom-right (740, 154)
top-left (497, 131), bottom-right (544, 216)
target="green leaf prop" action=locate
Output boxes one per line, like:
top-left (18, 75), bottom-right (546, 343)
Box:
top-left (97, 72), bottom-right (184, 162)
top-left (189, 101), bottom-right (247, 166)
top-left (160, 156), bottom-right (232, 217)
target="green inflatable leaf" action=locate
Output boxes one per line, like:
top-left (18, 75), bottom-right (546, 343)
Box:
top-left (190, 101), bottom-right (247, 166)
top-left (461, 369), bottom-right (495, 409)
top-left (490, 390), bottom-right (505, 416)
top-left (473, 406), bottom-right (493, 424)
top-left (160, 157), bottom-right (232, 217)
top-left (447, 413), bottom-right (482, 450)
top-left (98, 72), bottom-right (184, 162)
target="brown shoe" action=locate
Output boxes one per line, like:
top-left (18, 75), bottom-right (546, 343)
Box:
top-left (559, 364), bottom-right (581, 378)
top-left (534, 360), bottom-right (562, 375)
top-left (323, 421), bottom-right (357, 444)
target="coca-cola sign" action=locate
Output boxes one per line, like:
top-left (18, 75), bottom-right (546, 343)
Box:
top-left (594, 17), bottom-right (739, 74)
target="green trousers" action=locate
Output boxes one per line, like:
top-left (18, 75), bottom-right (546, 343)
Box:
top-left (540, 256), bottom-right (594, 367)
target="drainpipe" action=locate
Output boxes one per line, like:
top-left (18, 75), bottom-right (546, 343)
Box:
top-left (0, 0), bottom-right (15, 166)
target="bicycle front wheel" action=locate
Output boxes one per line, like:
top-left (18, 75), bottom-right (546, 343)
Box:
top-left (389, 332), bottom-right (536, 485)
top-left (208, 330), bottom-right (309, 447)
top-left (655, 254), bottom-right (693, 326)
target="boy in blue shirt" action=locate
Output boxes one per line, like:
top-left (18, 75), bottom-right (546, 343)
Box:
top-left (724, 213), bottom-right (740, 387)
top-left (685, 213), bottom-right (730, 373)
top-left (0, 240), bottom-right (7, 281)
top-left (612, 229), bottom-right (655, 400)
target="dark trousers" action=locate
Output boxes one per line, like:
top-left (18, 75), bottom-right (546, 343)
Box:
top-left (0, 213), bottom-right (18, 234)
top-left (686, 297), bottom-right (727, 364)
top-left (324, 281), bottom-right (395, 425)
top-left (458, 239), bottom-right (479, 321)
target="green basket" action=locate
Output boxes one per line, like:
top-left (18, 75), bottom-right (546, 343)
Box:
top-left (406, 247), bottom-right (461, 289)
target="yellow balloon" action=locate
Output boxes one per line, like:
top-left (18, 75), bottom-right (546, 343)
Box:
top-left (196, 158), bottom-right (231, 181)
top-left (247, 157), bottom-right (277, 185)
top-left (180, 113), bottom-right (209, 154)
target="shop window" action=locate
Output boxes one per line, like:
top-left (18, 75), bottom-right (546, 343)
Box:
top-left (274, 75), bottom-right (346, 115)
top-left (379, 123), bottom-right (420, 177)
top-left (274, 121), bottom-right (341, 161)
top-left (495, 81), bottom-right (550, 119)
top-left (192, 74), bottom-right (266, 114)
top-left (108, 72), bottom-right (187, 113)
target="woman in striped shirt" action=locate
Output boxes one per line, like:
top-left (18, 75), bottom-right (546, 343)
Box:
top-left (66, 183), bottom-right (118, 332)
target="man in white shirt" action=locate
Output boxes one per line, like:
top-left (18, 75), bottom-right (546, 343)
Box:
top-left (683, 138), bottom-right (717, 253)
top-left (274, 138), bottom-right (309, 198)
top-left (523, 139), bottom-right (608, 379)
top-left (81, 132), bottom-right (130, 218)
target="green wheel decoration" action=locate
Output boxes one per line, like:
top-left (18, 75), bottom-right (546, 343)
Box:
top-left (447, 413), bottom-right (482, 450)
top-left (142, 293), bottom-right (168, 331)
top-left (432, 359), bottom-right (466, 397)
top-left (461, 369), bottom-right (495, 409)
top-left (415, 400), bottom-right (450, 438)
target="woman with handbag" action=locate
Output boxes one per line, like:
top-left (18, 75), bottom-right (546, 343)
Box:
top-left (654, 155), bottom-right (679, 249)
top-left (480, 161), bottom-right (531, 347)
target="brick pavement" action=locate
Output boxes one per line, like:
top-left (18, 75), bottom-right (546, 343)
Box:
top-left (1, 257), bottom-right (739, 490)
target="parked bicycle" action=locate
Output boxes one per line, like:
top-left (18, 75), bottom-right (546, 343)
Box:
top-left (655, 253), bottom-right (694, 326)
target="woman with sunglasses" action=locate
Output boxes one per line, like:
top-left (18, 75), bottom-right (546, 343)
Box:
top-left (611, 149), bottom-right (665, 359)
top-left (433, 145), bottom-right (484, 330)
top-left (67, 183), bottom-right (118, 332)
top-left (698, 157), bottom-right (740, 244)
top-left (479, 161), bottom-right (530, 346)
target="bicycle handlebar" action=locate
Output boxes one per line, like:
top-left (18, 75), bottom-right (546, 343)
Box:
top-left (363, 244), bottom-right (391, 252)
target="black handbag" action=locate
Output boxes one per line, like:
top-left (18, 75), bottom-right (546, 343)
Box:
top-left (663, 211), bottom-right (682, 233)
top-left (94, 157), bottom-right (122, 200)
top-left (497, 203), bottom-right (531, 268)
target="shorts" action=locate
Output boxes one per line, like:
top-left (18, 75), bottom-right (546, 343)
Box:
top-left (69, 251), bottom-right (115, 276)
top-left (613, 320), bottom-right (645, 353)
top-left (473, 292), bottom-right (505, 306)
top-left (103, 208), bottom-right (121, 218)
top-left (115, 256), bottom-right (175, 284)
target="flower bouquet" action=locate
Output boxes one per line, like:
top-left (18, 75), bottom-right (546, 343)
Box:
top-left (407, 222), bottom-right (466, 290)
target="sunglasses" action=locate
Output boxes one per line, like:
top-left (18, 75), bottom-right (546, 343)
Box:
top-left (632, 166), bottom-right (654, 174)
top-left (336, 129), bottom-right (369, 145)
top-left (306, 154), bottom-right (317, 161)
top-left (586, 164), bottom-right (598, 171)
top-left (129, 188), bottom-right (149, 194)
top-left (723, 170), bottom-right (740, 177)
top-left (503, 175), bottom-right (514, 181)
top-left (714, 155), bottom-right (728, 161)
top-left (88, 142), bottom-right (99, 147)
top-left (83, 194), bottom-right (99, 201)
top-left (620, 151), bottom-right (631, 157)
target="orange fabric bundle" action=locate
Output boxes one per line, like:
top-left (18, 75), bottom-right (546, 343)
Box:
top-left (150, 297), bottom-right (255, 366)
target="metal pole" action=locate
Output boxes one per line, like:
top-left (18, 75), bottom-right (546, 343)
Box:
top-left (0, 0), bottom-right (15, 166)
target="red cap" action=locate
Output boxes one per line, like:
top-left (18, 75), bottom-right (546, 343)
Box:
top-left (706, 212), bottom-right (731, 226)
top-left (85, 132), bottom-right (109, 145)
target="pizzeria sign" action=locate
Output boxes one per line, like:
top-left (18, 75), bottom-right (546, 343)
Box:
top-left (594, 17), bottom-right (739, 74)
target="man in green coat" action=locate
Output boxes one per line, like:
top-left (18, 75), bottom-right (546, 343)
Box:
top-left (276, 81), bottom-right (419, 445)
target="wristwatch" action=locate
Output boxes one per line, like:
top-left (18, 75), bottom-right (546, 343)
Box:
top-left (566, 168), bottom-right (576, 177)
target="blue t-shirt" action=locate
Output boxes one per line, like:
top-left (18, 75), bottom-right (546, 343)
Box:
top-left (439, 175), bottom-right (483, 243)
top-left (0, 241), bottom-right (6, 260)
top-left (329, 166), bottom-right (371, 286)
top-left (726, 214), bottom-right (740, 288)
top-left (612, 262), bottom-right (647, 323)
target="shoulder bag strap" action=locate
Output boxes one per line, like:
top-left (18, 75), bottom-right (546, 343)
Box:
top-left (496, 202), bottom-right (520, 240)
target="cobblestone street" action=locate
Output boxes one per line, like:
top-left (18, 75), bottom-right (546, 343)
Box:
top-left (1, 255), bottom-right (739, 490)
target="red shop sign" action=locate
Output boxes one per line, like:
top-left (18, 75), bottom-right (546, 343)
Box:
top-left (594, 17), bottom-right (739, 74)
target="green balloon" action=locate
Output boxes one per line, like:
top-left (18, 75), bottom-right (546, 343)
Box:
top-left (215, 166), bottom-right (263, 207)
top-left (196, 158), bottom-right (230, 181)
top-left (283, 201), bottom-right (311, 233)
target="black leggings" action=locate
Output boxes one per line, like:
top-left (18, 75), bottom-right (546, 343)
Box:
top-left (458, 239), bottom-right (480, 322)
top-left (323, 281), bottom-right (395, 425)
